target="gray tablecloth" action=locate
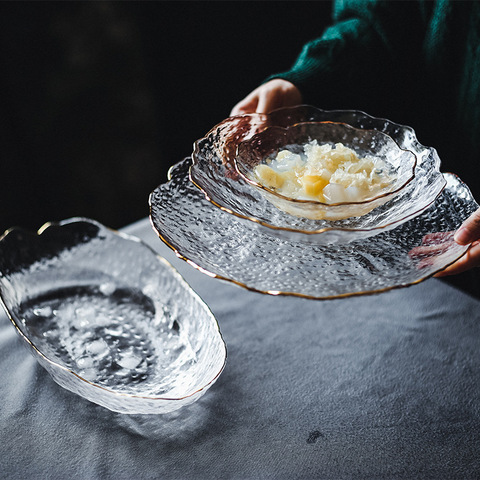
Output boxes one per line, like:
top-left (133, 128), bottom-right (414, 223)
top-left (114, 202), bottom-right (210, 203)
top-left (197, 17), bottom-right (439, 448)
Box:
top-left (1, 218), bottom-right (479, 479)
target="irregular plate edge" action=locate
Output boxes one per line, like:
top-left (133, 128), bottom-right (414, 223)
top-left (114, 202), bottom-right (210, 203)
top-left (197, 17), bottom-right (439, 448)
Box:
top-left (0, 217), bottom-right (227, 406)
top-left (149, 167), bottom-right (471, 301)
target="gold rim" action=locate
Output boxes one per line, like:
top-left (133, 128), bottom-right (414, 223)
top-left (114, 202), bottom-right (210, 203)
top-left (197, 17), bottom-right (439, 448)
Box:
top-left (234, 121), bottom-right (418, 207)
top-left (189, 108), bottom-right (446, 237)
top-left (148, 213), bottom-right (470, 301)
top-left (189, 167), bottom-right (446, 237)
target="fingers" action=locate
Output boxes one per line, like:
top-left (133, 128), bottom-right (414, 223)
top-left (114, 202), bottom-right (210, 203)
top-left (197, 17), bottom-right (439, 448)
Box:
top-left (408, 229), bottom-right (480, 276)
top-left (258, 79), bottom-right (302, 113)
top-left (230, 90), bottom-right (259, 116)
top-left (436, 209), bottom-right (480, 275)
top-left (230, 79), bottom-right (302, 116)
top-left (435, 241), bottom-right (480, 276)
top-left (408, 231), bottom-right (455, 270)
top-left (454, 208), bottom-right (480, 245)
top-left (255, 87), bottom-right (283, 114)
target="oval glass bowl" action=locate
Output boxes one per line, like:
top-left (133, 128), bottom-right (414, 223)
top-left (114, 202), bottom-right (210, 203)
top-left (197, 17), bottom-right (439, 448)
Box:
top-left (150, 158), bottom-right (477, 300)
top-left (190, 106), bottom-right (446, 244)
top-left (235, 121), bottom-right (416, 220)
top-left (0, 218), bottom-right (226, 414)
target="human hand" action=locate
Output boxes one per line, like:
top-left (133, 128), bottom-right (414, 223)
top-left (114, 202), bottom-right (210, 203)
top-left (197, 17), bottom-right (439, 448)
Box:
top-left (435, 208), bottom-right (480, 277)
top-left (230, 79), bottom-right (302, 116)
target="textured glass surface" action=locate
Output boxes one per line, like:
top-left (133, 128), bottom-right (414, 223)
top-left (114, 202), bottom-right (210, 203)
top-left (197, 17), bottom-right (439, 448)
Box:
top-left (150, 158), bottom-right (477, 300)
top-left (0, 219), bottom-right (226, 414)
top-left (235, 122), bottom-right (416, 220)
top-left (190, 106), bottom-right (446, 244)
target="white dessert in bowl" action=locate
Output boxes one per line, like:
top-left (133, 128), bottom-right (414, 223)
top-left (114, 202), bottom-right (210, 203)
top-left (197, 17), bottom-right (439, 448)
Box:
top-left (235, 122), bottom-right (416, 220)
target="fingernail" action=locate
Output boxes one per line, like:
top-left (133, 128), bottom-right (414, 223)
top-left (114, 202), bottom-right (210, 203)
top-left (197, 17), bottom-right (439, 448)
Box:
top-left (454, 227), bottom-right (471, 245)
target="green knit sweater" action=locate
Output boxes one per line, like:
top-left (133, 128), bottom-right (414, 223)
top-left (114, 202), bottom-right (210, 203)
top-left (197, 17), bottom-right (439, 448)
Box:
top-left (268, 0), bottom-right (480, 198)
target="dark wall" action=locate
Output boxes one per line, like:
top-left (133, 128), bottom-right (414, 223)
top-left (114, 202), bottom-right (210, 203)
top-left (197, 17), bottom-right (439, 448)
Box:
top-left (0, 1), bottom-right (332, 232)
top-left (2, 1), bottom-right (478, 297)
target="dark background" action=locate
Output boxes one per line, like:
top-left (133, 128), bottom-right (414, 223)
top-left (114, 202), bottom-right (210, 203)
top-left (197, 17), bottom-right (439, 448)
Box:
top-left (1, 0), bottom-right (479, 297)
top-left (0, 1), bottom-right (332, 232)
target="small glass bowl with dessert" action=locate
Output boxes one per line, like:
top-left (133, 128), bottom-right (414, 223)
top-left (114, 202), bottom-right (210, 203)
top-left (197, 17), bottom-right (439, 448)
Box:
top-left (235, 121), bottom-right (416, 221)
top-left (189, 106), bottom-right (446, 244)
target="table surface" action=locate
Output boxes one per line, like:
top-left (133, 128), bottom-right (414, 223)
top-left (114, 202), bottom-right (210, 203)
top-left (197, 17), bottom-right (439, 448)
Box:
top-left (1, 218), bottom-right (479, 479)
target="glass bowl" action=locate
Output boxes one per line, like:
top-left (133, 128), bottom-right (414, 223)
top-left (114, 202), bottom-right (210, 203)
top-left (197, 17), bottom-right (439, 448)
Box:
top-left (0, 218), bottom-right (226, 414)
top-left (234, 121), bottom-right (416, 220)
top-left (190, 106), bottom-right (446, 244)
top-left (150, 158), bottom-right (477, 300)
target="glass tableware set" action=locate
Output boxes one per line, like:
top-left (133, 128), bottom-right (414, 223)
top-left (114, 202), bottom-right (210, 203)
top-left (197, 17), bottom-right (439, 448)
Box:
top-left (150, 105), bottom-right (478, 299)
top-left (1, 106), bottom-right (478, 414)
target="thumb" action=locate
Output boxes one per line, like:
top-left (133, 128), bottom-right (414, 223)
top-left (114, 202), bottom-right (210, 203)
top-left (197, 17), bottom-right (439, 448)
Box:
top-left (454, 208), bottom-right (480, 245)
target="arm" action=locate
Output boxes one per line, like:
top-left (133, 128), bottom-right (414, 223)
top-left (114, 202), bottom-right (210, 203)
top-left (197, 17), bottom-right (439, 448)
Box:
top-left (230, 1), bottom-right (427, 115)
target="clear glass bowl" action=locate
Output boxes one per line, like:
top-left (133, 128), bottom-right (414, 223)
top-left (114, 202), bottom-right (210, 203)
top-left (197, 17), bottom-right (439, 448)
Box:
top-left (190, 106), bottom-right (446, 244)
top-left (235, 121), bottom-right (416, 220)
top-left (150, 158), bottom-right (477, 300)
top-left (0, 218), bottom-right (226, 414)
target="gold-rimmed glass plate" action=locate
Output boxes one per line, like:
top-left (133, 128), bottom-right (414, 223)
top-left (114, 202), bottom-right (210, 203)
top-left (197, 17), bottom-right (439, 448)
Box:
top-left (150, 158), bottom-right (476, 300)
top-left (190, 106), bottom-right (446, 244)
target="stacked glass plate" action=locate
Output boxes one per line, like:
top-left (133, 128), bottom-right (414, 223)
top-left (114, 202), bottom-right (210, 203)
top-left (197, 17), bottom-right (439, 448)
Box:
top-left (150, 106), bottom-right (478, 300)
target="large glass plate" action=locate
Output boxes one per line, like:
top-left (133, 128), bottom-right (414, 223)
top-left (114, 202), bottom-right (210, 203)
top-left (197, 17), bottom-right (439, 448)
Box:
top-left (190, 106), bottom-right (446, 244)
top-left (0, 218), bottom-right (227, 414)
top-left (150, 158), bottom-right (477, 300)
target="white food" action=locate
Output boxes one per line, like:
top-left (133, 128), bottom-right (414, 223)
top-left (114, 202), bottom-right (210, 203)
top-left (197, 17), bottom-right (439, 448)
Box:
top-left (254, 140), bottom-right (396, 204)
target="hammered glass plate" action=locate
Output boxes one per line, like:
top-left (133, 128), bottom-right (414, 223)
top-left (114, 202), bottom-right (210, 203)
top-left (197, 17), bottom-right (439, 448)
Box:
top-left (190, 106), bottom-right (446, 244)
top-left (235, 121), bottom-right (416, 220)
top-left (150, 158), bottom-right (477, 300)
top-left (0, 218), bottom-right (226, 414)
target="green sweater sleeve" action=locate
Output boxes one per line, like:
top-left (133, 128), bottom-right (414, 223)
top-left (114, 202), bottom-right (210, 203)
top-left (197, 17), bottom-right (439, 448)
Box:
top-left (266, 0), bottom-right (428, 112)
top-left (265, 0), bottom-right (480, 199)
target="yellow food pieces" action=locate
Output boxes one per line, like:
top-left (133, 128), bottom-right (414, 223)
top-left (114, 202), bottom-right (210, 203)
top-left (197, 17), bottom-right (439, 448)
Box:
top-left (299, 175), bottom-right (329, 199)
top-left (254, 164), bottom-right (285, 189)
top-left (253, 140), bottom-right (394, 204)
